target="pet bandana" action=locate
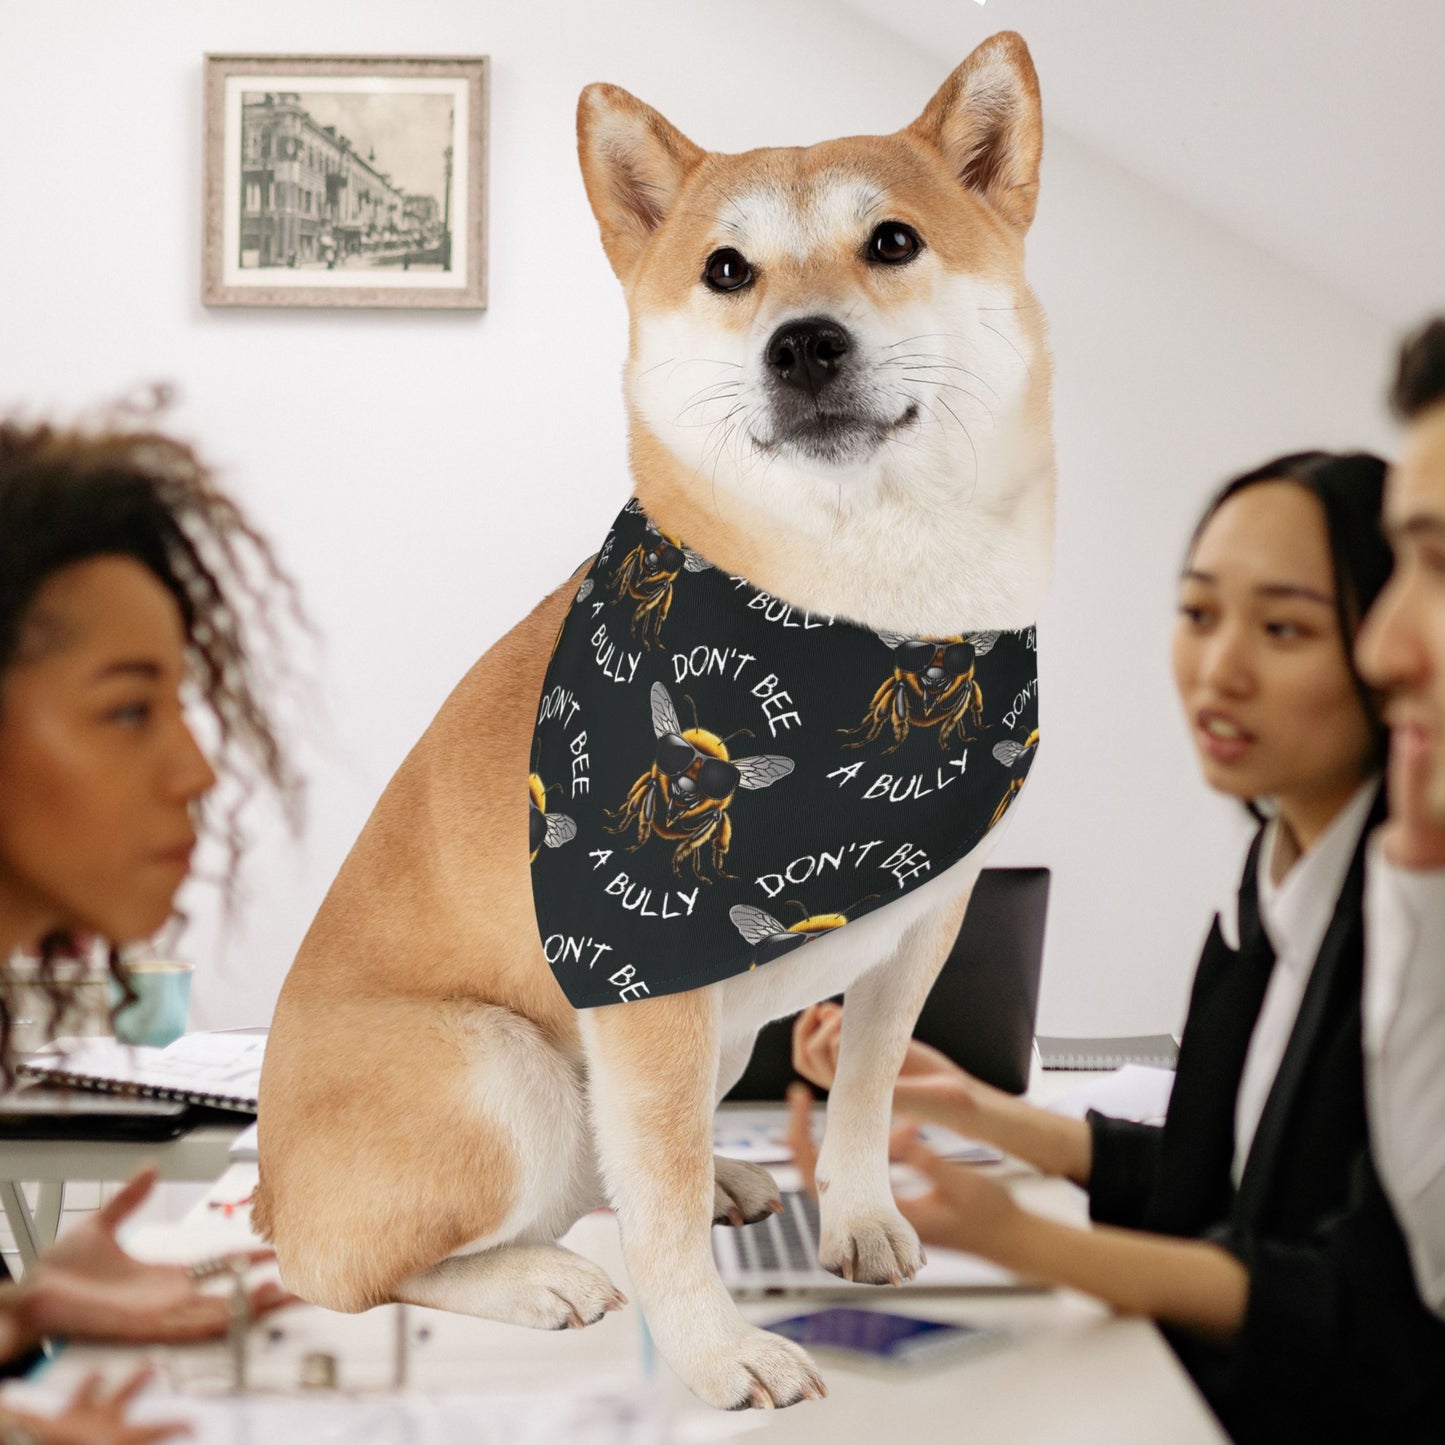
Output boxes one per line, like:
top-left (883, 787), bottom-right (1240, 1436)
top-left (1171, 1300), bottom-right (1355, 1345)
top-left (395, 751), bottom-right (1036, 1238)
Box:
top-left (529, 498), bottom-right (1040, 1008)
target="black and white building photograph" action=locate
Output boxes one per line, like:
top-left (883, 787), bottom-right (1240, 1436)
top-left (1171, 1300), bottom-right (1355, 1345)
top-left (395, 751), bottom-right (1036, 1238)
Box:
top-left (204, 56), bottom-right (488, 308)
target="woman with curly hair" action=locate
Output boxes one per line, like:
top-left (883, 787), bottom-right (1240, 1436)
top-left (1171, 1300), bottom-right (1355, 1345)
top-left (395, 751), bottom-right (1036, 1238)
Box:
top-left (0, 402), bottom-right (301, 1443)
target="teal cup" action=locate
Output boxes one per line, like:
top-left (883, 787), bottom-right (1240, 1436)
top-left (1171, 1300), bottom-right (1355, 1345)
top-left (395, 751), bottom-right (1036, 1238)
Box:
top-left (109, 960), bottom-right (193, 1046)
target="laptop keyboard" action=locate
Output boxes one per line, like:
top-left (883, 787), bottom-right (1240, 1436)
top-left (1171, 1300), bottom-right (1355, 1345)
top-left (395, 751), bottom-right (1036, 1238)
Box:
top-left (720, 1189), bottom-right (821, 1276)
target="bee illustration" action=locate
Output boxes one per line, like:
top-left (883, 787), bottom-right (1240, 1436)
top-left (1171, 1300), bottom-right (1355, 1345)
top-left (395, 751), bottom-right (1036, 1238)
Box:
top-left (988, 729), bottom-right (1040, 830)
top-left (728, 895), bottom-right (879, 970)
top-left (528, 773), bottom-right (577, 863)
top-left (608, 520), bottom-right (712, 650)
top-left (605, 682), bottom-right (793, 881)
top-left (842, 631), bottom-right (999, 754)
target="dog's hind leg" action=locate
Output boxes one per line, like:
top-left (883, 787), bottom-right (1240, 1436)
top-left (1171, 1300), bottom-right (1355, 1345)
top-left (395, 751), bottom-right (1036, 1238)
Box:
top-left (259, 997), bottom-right (615, 1321)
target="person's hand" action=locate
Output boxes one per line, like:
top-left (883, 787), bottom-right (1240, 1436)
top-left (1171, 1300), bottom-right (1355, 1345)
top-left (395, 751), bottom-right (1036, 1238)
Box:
top-left (1, 1366), bottom-right (191, 1445)
top-left (888, 1123), bottom-right (1020, 1259)
top-left (20, 1168), bottom-right (297, 1345)
top-left (791, 1002), bottom-right (978, 1125)
top-left (1378, 724), bottom-right (1445, 870)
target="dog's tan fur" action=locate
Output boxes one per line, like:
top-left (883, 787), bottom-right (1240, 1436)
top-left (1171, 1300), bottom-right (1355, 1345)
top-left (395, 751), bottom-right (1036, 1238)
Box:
top-left (257, 32), bottom-right (1053, 1408)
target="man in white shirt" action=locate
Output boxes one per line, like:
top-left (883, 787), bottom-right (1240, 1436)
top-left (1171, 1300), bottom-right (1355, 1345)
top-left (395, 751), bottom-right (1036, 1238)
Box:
top-left (1354, 315), bottom-right (1445, 1321)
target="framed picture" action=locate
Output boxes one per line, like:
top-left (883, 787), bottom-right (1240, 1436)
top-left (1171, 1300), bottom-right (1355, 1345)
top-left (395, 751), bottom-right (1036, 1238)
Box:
top-left (203, 54), bottom-right (488, 309)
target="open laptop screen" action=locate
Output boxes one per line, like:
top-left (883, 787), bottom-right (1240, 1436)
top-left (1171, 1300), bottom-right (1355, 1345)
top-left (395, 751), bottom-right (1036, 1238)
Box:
top-left (723, 866), bottom-right (1050, 1101)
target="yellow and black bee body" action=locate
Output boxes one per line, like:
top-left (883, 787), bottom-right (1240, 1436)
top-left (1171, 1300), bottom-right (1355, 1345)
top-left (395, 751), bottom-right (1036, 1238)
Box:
top-left (988, 728), bottom-right (1040, 830)
top-left (607, 520), bottom-right (712, 649)
top-left (604, 682), bottom-right (793, 881)
top-left (728, 903), bottom-right (849, 970)
top-left (843, 630), bottom-right (998, 754)
top-left (528, 772), bottom-right (577, 863)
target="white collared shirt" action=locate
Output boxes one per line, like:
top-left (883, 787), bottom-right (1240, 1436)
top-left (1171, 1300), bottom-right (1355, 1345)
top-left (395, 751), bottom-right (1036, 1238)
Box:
top-left (1226, 779), bottom-right (1381, 1189)
top-left (1363, 836), bottom-right (1445, 1320)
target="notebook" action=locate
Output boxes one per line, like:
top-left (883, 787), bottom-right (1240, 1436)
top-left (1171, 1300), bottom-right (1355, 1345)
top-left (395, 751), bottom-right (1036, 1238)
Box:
top-left (1035, 1034), bottom-right (1180, 1071)
top-left (18, 1031), bottom-right (267, 1113)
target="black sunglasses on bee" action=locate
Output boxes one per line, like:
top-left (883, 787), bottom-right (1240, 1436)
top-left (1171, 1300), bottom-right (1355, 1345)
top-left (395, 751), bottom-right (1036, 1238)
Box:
top-left (528, 800), bottom-right (547, 852)
top-left (895, 640), bottom-right (975, 675)
top-left (642, 539), bottom-right (685, 573)
top-left (655, 732), bottom-right (741, 799)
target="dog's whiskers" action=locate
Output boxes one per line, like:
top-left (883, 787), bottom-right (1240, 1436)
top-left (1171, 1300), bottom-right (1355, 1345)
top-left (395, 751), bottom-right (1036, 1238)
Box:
top-left (879, 355), bottom-right (1001, 398)
top-left (979, 321), bottom-right (1033, 381)
top-left (883, 332), bottom-right (968, 350)
top-left (675, 383), bottom-right (743, 424)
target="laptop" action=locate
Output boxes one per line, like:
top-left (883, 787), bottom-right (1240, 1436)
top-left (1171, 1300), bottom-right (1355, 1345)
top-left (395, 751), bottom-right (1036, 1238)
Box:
top-left (711, 867), bottom-right (1051, 1295)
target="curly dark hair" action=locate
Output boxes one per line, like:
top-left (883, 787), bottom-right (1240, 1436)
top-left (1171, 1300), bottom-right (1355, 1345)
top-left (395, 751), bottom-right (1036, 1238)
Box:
top-left (0, 392), bottom-right (304, 1080)
top-left (1390, 317), bottom-right (1445, 422)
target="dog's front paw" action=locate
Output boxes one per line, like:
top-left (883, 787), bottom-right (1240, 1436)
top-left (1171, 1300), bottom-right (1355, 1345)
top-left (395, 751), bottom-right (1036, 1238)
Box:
top-left (713, 1155), bottom-right (783, 1226)
top-left (818, 1206), bottom-right (923, 1285)
top-left (677, 1324), bottom-right (827, 1410)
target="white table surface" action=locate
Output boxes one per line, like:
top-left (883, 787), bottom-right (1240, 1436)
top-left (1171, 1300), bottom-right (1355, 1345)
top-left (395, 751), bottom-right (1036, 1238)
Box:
top-left (7, 1072), bottom-right (1226, 1444)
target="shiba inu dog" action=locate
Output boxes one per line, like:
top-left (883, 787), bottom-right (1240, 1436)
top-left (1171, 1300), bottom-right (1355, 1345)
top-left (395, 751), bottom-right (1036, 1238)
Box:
top-left (255, 30), bottom-right (1053, 1410)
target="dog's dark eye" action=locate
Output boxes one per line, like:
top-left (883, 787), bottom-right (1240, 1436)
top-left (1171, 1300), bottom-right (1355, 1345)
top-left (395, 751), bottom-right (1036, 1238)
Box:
top-left (703, 248), bottom-right (752, 293)
top-left (867, 222), bottom-right (922, 266)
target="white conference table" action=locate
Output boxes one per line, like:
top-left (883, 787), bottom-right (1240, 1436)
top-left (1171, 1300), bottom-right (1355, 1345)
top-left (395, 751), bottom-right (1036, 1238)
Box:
top-left (2, 1075), bottom-right (1228, 1443)
top-left (0, 1122), bottom-right (243, 1271)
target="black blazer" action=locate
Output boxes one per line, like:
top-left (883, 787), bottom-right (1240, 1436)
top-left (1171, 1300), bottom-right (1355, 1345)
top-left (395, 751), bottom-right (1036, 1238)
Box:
top-left (1087, 787), bottom-right (1445, 1443)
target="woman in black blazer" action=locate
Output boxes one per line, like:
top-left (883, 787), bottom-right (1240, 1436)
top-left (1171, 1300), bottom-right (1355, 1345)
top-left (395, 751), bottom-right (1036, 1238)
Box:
top-left (791, 452), bottom-right (1445, 1442)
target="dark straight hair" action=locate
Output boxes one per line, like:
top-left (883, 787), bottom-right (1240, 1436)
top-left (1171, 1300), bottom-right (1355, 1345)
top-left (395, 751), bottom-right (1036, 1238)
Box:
top-left (1391, 317), bottom-right (1445, 421)
top-left (1185, 450), bottom-right (1393, 779)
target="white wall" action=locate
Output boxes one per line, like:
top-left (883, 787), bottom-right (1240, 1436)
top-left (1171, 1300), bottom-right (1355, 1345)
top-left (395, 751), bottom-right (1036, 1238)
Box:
top-left (0, 1), bottom-right (1398, 1037)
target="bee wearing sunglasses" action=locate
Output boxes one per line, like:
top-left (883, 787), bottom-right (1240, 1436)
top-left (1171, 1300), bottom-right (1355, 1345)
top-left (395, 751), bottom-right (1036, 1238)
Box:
top-left (842, 631), bottom-right (999, 754)
top-left (987, 729), bottom-right (1039, 831)
top-left (605, 682), bottom-right (793, 880)
top-left (529, 773), bottom-right (577, 863)
top-left (727, 894), bottom-right (879, 969)
top-left (608, 521), bottom-right (712, 650)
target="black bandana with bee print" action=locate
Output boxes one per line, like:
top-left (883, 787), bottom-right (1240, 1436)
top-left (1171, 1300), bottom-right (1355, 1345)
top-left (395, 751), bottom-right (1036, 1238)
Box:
top-left (529, 498), bottom-right (1040, 1009)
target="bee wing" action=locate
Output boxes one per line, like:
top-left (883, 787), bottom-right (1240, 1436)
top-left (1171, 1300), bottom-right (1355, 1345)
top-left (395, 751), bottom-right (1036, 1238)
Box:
top-left (992, 740), bottom-right (1025, 767)
top-left (734, 754), bottom-right (795, 790)
top-left (729, 904), bottom-right (786, 943)
top-left (650, 681), bottom-right (682, 738)
top-left (967, 630), bottom-right (1000, 656)
top-left (682, 548), bottom-right (712, 573)
top-left (575, 578), bottom-right (594, 603)
top-left (876, 630), bottom-right (914, 651)
top-left (545, 813), bottom-right (577, 847)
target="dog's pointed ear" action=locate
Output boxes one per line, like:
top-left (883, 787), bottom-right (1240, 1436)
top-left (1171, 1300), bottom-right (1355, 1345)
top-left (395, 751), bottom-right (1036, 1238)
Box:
top-left (905, 32), bottom-right (1042, 235)
top-left (578, 84), bottom-right (704, 284)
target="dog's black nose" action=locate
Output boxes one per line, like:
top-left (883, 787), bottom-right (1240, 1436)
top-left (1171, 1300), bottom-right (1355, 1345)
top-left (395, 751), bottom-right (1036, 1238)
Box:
top-left (765, 317), bottom-right (852, 395)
